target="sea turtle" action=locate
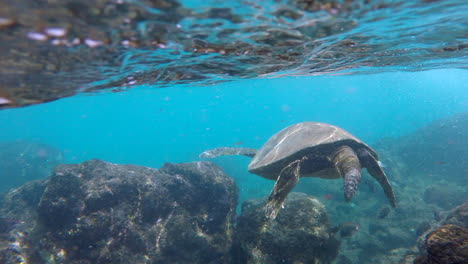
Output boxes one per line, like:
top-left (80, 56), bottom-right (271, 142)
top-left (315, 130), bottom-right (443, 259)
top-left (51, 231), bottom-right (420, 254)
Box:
top-left (200, 122), bottom-right (396, 219)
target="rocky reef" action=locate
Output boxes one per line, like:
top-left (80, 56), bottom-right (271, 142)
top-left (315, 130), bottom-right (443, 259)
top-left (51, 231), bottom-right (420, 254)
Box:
top-left (235, 192), bottom-right (340, 264)
top-left (381, 112), bottom-right (467, 183)
top-left (414, 202), bottom-right (468, 264)
top-left (0, 160), bottom-right (342, 264)
top-left (1, 0), bottom-right (465, 108)
top-left (0, 159), bottom-right (238, 264)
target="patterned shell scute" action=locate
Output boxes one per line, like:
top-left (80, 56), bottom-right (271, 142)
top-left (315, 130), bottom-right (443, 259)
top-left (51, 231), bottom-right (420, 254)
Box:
top-left (248, 122), bottom-right (375, 171)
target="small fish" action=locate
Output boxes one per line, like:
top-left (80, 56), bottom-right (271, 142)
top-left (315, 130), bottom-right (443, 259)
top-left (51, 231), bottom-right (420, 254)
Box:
top-left (331, 222), bottom-right (359, 238)
top-left (339, 222), bottom-right (359, 237)
top-left (377, 206), bottom-right (390, 219)
top-left (435, 161), bottom-right (446, 165)
top-left (234, 141), bottom-right (244, 146)
top-left (322, 193), bottom-right (334, 201)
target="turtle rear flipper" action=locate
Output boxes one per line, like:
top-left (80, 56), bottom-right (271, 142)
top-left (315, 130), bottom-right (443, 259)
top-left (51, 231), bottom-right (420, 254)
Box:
top-left (333, 146), bottom-right (362, 202)
top-left (264, 159), bottom-right (301, 220)
top-left (199, 147), bottom-right (257, 158)
top-left (361, 149), bottom-right (397, 208)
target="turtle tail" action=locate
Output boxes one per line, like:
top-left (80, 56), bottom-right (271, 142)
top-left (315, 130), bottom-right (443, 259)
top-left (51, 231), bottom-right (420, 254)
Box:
top-left (199, 147), bottom-right (257, 158)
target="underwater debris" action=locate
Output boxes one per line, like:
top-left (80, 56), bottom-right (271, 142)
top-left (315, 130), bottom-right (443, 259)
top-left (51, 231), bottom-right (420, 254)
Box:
top-left (44, 27), bottom-right (67, 38)
top-left (84, 38), bottom-right (104, 48)
top-left (26, 32), bottom-right (47, 41)
top-left (0, 97), bottom-right (12, 106)
top-left (0, 17), bottom-right (16, 29)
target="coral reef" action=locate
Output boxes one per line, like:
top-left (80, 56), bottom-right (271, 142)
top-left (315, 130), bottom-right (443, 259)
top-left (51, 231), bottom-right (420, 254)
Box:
top-left (415, 224), bottom-right (467, 264)
top-left (0, 159), bottom-right (238, 264)
top-left (235, 192), bottom-right (340, 264)
top-left (415, 202), bottom-right (468, 264)
top-left (1, 1), bottom-right (465, 108)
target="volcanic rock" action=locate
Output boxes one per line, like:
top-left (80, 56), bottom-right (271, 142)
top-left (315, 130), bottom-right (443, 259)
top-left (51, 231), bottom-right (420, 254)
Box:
top-left (0, 159), bottom-right (238, 264)
top-left (235, 192), bottom-right (340, 264)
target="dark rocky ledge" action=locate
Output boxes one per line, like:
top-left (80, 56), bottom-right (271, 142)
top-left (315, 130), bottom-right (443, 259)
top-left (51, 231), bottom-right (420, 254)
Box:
top-left (0, 159), bottom-right (238, 264)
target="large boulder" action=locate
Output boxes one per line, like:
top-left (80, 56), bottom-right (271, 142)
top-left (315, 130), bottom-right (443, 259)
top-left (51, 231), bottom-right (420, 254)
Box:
top-left (0, 159), bottom-right (238, 264)
top-left (235, 192), bottom-right (340, 264)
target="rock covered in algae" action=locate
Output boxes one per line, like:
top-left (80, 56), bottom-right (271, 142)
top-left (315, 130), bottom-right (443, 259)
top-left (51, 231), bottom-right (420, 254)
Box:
top-left (0, 159), bottom-right (238, 264)
top-left (415, 224), bottom-right (467, 264)
top-left (415, 202), bottom-right (468, 264)
top-left (235, 192), bottom-right (340, 264)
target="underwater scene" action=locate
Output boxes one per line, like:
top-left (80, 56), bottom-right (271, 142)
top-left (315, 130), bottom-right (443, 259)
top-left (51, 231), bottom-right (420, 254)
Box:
top-left (0, 0), bottom-right (467, 263)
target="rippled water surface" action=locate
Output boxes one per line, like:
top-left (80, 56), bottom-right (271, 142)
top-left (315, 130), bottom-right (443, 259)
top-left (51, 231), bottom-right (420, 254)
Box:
top-left (0, 0), bottom-right (467, 107)
top-left (1, 2), bottom-right (468, 264)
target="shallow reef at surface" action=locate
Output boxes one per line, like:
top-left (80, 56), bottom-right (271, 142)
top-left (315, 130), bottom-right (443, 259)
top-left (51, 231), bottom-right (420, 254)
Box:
top-left (0, 0), bottom-right (467, 108)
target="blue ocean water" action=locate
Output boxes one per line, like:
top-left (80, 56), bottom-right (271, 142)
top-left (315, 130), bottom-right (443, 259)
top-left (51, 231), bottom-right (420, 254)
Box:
top-left (1, 1), bottom-right (468, 263)
top-left (1, 69), bottom-right (467, 202)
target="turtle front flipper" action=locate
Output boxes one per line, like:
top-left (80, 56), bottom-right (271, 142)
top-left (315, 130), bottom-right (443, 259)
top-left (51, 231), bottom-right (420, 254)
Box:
top-left (333, 146), bottom-right (362, 202)
top-left (199, 147), bottom-right (257, 158)
top-left (264, 159), bottom-right (302, 220)
top-left (359, 149), bottom-right (397, 208)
